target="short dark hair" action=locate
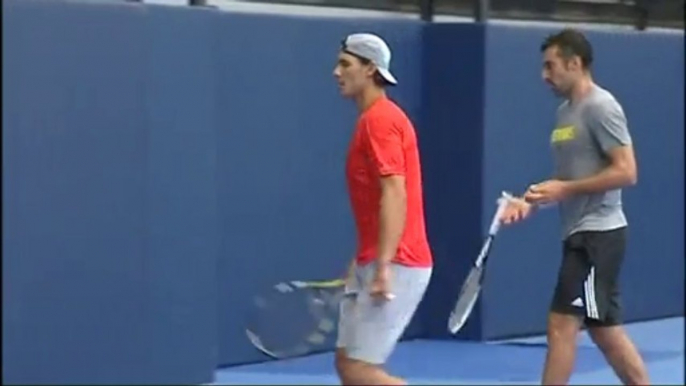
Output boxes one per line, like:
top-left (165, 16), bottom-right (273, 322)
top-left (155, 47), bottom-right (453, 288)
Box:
top-left (541, 28), bottom-right (594, 69)
top-left (356, 56), bottom-right (392, 87)
top-left (341, 49), bottom-right (391, 88)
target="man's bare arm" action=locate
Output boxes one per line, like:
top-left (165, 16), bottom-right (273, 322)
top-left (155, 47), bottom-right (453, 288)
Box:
top-left (566, 145), bottom-right (637, 196)
top-left (376, 175), bottom-right (407, 267)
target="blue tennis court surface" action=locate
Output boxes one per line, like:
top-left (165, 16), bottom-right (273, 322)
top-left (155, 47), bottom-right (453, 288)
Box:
top-left (213, 316), bottom-right (683, 385)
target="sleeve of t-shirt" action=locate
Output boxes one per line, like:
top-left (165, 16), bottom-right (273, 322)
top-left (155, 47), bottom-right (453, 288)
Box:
top-left (362, 117), bottom-right (406, 177)
top-left (587, 98), bottom-right (633, 154)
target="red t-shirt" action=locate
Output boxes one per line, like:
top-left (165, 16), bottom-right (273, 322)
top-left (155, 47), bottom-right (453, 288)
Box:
top-left (345, 97), bottom-right (433, 268)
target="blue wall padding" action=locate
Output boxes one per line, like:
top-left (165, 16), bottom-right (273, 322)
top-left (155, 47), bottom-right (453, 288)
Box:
top-left (3, 1), bottom-right (219, 383)
top-left (3, 0), bottom-right (683, 379)
top-left (418, 23), bottom-right (487, 341)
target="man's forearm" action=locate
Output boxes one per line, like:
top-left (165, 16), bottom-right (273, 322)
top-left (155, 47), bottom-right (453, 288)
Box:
top-left (566, 165), bottom-right (637, 196)
top-left (376, 187), bottom-right (406, 267)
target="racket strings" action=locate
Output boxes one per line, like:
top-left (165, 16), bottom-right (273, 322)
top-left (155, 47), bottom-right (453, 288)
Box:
top-left (246, 282), bottom-right (345, 359)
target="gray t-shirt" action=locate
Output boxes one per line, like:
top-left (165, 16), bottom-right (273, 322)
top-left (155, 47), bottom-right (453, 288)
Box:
top-left (551, 84), bottom-right (632, 239)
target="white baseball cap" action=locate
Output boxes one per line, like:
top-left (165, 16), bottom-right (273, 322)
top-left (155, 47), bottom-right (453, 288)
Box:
top-left (341, 33), bottom-right (397, 86)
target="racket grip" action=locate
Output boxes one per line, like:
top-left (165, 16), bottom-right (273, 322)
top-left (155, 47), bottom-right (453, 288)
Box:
top-left (488, 191), bottom-right (513, 235)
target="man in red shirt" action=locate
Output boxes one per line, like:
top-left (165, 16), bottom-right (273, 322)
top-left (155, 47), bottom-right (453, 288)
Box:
top-left (332, 33), bottom-right (433, 386)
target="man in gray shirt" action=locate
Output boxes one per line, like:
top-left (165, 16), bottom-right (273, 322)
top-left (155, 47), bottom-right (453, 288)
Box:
top-left (501, 29), bottom-right (649, 385)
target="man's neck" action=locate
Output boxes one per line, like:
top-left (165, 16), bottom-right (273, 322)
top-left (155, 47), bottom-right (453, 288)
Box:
top-left (568, 76), bottom-right (595, 105)
top-left (356, 87), bottom-right (386, 112)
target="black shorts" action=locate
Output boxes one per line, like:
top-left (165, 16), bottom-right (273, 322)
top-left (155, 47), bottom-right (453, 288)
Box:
top-left (551, 226), bottom-right (627, 327)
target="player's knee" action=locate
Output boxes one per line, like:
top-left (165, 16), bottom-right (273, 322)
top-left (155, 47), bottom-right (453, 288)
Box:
top-left (347, 360), bottom-right (402, 386)
top-left (335, 348), bottom-right (354, 383)
top-left (588, 326), bottom-right (636, 362)
top-left (335, 357), bottom-right (345, 375)
top-left (346, 356), bottom-right (377, 372)
top-left (335, 350), bottom-right (375, 382)
top-left (546, 313), bottom-right (580, 345)
top-left (335, 349), bottom-right (350, 376)
top-left (588, 325), bottom-right (622, 351)
top-left (336, 356), bottom-right (379, 385)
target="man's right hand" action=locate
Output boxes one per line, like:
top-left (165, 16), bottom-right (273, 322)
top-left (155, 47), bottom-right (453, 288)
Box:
top-left (500, 197), bottom-right (533, 225)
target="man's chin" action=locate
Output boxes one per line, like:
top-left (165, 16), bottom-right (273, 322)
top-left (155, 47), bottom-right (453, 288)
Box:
top-left (339, 89), bottom-right (354, 98)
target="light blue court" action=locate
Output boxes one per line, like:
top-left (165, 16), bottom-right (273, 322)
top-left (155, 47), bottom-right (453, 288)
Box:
top-left (213, 317), bottom-right (684, 385)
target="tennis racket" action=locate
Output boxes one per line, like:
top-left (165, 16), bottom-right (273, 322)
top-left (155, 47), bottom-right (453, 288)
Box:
top-left (245, 278), bottom-right (346, 359)
top-left (448, 191), bottom-right (513, 334)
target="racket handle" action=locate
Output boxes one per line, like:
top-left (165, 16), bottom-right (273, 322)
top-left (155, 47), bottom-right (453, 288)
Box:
top-left (488, 191), bottom-right (512, 235)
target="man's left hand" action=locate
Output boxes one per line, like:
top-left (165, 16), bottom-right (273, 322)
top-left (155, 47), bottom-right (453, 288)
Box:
top-left (524, 179), bottom-right (571, 205)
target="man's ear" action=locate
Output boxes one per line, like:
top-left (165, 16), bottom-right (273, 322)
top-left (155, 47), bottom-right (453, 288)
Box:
top-left (365, 64), bottom-right (378, 78)
top-left (569, 55), bottom-right (583, 72)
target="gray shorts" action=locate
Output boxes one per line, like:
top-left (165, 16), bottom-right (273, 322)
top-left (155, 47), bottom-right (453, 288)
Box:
top-left (335, 261), bottom-right (432, 365)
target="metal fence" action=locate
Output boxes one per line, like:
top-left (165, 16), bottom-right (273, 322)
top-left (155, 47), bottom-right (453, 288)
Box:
top-left (218, 0), bottom-right (684, 29)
